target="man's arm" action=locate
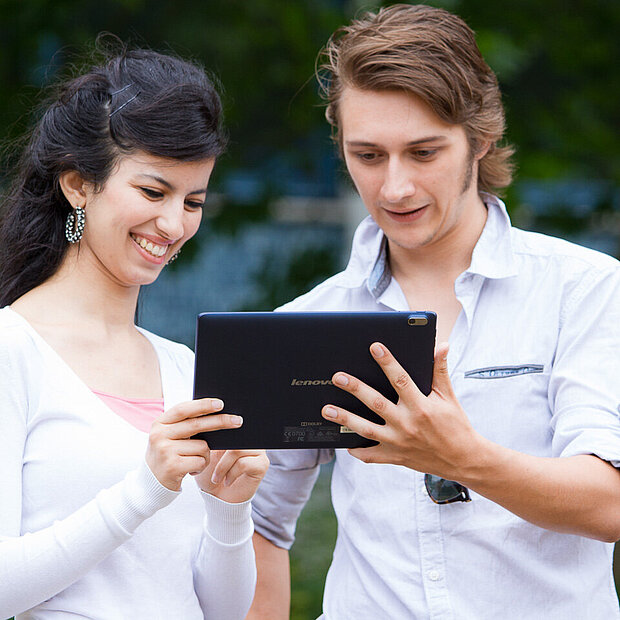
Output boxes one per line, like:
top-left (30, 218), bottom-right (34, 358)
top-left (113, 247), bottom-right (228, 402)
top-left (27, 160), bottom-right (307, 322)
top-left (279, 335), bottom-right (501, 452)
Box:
top-left (322, 342), bottom-right (620, 542)
top-left (247, 447), bottom-right (333, 619)
top-left (246, 532), bottom-right (290, 620)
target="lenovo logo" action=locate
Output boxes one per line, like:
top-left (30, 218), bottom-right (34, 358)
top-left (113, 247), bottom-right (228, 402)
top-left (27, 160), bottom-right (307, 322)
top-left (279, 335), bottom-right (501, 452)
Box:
top-left (290, 379), bottom-right (333, 386)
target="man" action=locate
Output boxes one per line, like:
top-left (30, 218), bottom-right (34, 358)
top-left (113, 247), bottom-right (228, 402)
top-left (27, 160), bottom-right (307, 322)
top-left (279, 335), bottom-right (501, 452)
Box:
top-left (248, 4), bottom-right (620, 619)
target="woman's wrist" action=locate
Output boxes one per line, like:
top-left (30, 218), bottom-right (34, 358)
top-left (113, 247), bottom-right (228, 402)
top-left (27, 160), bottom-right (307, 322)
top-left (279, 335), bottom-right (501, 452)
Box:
top-left (200, 491), bottom-right (253, 545)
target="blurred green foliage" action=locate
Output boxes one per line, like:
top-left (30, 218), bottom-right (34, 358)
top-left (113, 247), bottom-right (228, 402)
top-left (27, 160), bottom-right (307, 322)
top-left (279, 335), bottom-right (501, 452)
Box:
top-left (240, 245), bottom-right (338, 311)
top-left (1, 0), bottom-right (618, 189)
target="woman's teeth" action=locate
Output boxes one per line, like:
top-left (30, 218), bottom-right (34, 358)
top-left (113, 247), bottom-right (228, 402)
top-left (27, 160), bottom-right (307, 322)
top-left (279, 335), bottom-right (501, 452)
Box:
top-left (131, 234), bottom-right (167, 257)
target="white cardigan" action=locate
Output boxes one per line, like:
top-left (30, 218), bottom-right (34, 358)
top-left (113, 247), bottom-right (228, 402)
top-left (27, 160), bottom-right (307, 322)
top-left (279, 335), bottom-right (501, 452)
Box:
top-left (0, 307), bottom-right (256, 619)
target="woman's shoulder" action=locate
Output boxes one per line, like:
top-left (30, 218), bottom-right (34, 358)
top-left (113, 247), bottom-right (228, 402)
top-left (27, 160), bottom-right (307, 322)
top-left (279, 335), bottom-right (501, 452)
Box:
top-left (0, 307), bottom-right (46, 397)
top-left (136, 326), bottom-right (194, 367)
top-left (0, 307), bottom-right (41, 354)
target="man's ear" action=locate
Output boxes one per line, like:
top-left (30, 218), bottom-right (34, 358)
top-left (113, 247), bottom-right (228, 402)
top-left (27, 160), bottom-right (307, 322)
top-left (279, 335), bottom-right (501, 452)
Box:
top-left (475, 141), bottom-right (491, 161)
top-left (58, 170), bottom-right (88, 208)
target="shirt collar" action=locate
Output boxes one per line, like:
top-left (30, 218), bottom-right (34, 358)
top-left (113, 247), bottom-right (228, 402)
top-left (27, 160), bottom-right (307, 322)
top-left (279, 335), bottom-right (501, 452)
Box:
top-left (468, 194), bottom-right (518, 280)
top-left (341, 194), bottom-right (518, 300)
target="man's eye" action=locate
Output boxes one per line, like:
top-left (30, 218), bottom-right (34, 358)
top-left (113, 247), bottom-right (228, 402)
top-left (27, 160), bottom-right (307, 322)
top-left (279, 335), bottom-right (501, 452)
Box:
top-left (414, 149), bottom-right (437, 160)
top-left (140, 187), bottom-right (163, 199)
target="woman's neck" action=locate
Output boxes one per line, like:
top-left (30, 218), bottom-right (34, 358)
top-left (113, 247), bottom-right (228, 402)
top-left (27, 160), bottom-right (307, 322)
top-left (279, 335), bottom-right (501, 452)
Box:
top-left (12, 255), bottom-right (140, 334)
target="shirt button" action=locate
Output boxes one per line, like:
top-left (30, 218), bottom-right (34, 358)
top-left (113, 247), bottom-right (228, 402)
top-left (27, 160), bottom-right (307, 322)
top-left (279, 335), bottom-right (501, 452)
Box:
top-left (428, 569), bottom-right (441, 581)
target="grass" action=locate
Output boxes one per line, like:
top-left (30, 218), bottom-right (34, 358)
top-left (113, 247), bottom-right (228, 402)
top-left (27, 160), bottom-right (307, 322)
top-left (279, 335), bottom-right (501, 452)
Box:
top-left (289, 463), bottom-right (337, 620)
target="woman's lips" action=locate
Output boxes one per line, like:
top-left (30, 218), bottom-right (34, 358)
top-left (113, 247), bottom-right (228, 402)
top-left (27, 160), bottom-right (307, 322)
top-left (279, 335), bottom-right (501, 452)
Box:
top-left (130, 233), bottom-right (170, 264)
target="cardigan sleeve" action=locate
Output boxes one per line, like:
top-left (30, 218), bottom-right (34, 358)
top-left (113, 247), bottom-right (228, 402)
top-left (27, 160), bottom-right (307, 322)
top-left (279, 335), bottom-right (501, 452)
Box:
top-left (145, 329), bottom-right (259, 617)
top-left (0, 328), bottom-right (178, 618)
top-left (192, 492), bottom-right (257, 619)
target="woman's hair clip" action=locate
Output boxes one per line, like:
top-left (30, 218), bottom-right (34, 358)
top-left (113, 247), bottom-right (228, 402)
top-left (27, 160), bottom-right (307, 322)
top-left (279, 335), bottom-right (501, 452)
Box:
top-left (109, 84), bottom-right (140, 117)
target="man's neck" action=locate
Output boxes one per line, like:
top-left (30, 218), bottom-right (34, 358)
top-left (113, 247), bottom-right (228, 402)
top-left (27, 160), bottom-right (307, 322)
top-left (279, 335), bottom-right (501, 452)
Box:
top-left (388, 193), bottom-right (488, 290)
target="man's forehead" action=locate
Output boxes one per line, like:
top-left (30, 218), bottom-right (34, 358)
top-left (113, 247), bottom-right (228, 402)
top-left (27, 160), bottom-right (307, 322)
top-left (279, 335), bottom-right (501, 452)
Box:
top-left (339, 87), bottom-right (459, 143)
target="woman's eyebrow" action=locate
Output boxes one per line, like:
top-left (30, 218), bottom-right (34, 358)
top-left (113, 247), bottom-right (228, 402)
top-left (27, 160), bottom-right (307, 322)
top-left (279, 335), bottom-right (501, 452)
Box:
top-left (136, 174), bottom-right (208, 194)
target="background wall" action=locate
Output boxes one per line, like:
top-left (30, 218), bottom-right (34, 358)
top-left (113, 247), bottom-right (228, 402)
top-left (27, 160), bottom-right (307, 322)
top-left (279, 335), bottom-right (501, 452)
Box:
top-left (1, 1), bottom-right (619, 618)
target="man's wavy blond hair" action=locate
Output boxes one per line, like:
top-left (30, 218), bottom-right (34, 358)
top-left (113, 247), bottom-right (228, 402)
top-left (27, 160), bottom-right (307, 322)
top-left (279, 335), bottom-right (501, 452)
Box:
top-left (317, 3), bottom-right (515, 194)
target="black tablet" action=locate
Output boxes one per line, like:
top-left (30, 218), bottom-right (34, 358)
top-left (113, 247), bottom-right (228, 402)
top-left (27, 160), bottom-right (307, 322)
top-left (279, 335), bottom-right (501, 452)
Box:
top-left (193, 311), bottom-right (436, 449)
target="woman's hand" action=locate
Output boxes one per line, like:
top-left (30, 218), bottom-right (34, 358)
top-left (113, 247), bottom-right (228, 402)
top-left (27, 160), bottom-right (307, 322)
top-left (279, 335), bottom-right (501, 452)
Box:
top-left (193, 449), bottom-right (269, 504)
top-left (321, 342), bottom-right (483, 478)
top-left (146, 398), bottom-right (244, 492)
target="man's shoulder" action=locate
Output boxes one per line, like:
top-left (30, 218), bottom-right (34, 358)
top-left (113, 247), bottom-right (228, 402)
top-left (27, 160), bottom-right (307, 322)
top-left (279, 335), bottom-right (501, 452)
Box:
top-left (511, 227), bottom-right (619, 274)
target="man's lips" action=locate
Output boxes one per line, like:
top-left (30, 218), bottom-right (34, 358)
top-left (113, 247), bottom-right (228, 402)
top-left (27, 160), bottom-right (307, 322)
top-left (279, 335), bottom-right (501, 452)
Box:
top-left (383, 204), bottom-right (428, 221)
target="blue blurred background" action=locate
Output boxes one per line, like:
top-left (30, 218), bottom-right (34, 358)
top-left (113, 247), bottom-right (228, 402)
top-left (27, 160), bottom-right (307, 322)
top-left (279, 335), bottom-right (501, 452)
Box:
top-left (1, 1), bottom-right (619, 617)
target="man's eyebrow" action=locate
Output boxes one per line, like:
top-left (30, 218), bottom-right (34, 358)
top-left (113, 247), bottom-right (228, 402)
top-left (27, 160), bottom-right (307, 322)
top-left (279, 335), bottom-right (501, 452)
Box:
top-left (136, 174), bottom-right (208, 194)
top-left (345, 135), bottom-right (448, 147)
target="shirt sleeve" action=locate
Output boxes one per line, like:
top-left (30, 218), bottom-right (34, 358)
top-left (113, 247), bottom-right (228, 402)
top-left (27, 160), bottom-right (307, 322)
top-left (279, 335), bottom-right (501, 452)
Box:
top-left (0, 337), bottom-right (179, 617)
top-left (251, 448), bottom-right (334, 549)
top-left (549, 265), bottom-right (620, 466)
top-left (192, 492), bottom-right (256, 619)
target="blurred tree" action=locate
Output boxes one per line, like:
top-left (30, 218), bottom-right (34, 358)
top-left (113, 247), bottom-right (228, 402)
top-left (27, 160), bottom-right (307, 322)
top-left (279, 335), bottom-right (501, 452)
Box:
top-left (0, 0), bottom-right (346, 191)
top-left (240, 244), bottom-right (339, 310)
top-left (2, 0), bottom-right (618, 201)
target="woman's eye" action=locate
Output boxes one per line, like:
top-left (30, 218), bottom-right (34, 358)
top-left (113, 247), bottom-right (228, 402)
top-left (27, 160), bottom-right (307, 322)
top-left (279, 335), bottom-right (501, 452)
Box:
top-left (185, 200), bottom-right (205, 210)
top-left (356, 152), bottom-right (379, 162)
top-left (140, 187), bottom-right (163, 199)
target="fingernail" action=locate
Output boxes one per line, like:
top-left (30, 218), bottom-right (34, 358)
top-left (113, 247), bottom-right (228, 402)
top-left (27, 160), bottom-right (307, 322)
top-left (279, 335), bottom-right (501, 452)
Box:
top-left (371, 343), bottom-right (384, 358)
top-left (334, 374), bottom-right (349, 386)
top-left (211, 398), bottom-right (224, 410)
top-left (231, 415), bottom-right (243, 426)
top-left (323, 406), bottom-right (338, 419)
top-left (211, 473), bottom-right (221, 484)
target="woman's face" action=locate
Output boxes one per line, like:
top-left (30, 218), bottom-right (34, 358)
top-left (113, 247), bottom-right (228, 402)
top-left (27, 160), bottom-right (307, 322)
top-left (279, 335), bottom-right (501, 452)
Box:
top-left (74, 152), bottom-right (215, 288)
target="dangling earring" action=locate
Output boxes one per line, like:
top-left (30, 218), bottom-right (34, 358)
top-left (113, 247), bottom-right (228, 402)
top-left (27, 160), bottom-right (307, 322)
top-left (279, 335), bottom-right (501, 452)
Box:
top-left (167, 249), bottom-right (181, 265)
top-left (65, 206), bottom-right (86, 243)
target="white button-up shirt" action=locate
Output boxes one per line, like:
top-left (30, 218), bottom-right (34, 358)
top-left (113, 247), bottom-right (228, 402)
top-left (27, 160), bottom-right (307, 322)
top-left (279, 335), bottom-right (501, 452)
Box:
top-left (252, 196), bottom-right (620, 619)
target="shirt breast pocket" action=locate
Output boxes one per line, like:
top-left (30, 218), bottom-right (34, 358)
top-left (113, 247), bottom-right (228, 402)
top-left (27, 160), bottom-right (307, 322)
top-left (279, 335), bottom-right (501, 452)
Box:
top-left (457, 363), bottom-right (552, 455)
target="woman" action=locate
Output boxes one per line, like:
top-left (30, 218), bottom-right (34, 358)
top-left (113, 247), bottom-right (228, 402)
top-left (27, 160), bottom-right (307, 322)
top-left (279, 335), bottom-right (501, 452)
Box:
top-left (0, 44), bottom-right (268, 619)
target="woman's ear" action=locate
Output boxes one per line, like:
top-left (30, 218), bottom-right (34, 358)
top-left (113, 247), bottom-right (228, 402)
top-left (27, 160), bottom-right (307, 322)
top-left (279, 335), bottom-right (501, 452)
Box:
top-left (58, 170), bottom-right (88, 208)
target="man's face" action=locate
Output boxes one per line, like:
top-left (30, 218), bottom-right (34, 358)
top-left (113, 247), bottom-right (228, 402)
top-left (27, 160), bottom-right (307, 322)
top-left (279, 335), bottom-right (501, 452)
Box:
top-left (339, 87), bottom-right (486, 257)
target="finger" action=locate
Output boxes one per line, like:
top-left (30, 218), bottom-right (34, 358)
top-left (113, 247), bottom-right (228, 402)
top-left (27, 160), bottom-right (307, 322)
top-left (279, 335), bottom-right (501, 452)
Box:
top-left (160, 398), bottom-right (225, 424)
top-left (199, 449), bottom-right (224, 476)
top-left (348, 445), bottom-right (391, 465)
top-left (176, 439), bottom-right (211, 459)
top-left (211, 450), bottom-right (265, 485)
top-left (431, 342), bottom-right (455, 398)
top-left (368, 342), bottom-right (424, 407)
top-left (331, 371), bottom-right (396, 422)
top-left (180, 455), bottom-right (211, 478)
top-left (156, 413), bottom-right (243, 441)
top-left (321, 404), bottom-right (385, 444)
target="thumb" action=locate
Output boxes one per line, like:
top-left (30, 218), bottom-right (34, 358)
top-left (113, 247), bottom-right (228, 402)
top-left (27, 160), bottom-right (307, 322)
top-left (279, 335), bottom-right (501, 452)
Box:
top-left (432, 342), bottom-right (453, 396)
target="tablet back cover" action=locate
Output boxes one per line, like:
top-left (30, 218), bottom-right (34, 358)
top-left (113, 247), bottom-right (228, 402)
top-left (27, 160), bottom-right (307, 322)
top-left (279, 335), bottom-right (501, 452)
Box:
top-left (193, 311), bottom-right (436, 449)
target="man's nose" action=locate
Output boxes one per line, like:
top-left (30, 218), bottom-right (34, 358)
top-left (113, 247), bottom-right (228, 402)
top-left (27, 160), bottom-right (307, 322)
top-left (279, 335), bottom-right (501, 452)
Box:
top-left (381, 158), bottom-right (416, 204)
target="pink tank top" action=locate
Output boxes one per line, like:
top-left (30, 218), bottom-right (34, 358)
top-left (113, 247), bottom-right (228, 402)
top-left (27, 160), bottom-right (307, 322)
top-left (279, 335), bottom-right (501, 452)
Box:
top-left (93, 389), bottom-right (164, 433)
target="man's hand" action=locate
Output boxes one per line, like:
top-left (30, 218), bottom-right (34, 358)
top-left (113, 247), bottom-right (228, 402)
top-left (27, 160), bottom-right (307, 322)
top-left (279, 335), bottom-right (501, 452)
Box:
top-left (321, 342), bottom-right (482, 479)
